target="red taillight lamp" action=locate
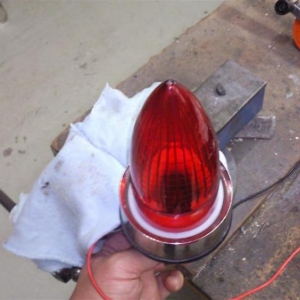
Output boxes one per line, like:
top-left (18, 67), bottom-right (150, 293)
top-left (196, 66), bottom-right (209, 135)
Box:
top-left (120, 80), bottom-right (233, 263)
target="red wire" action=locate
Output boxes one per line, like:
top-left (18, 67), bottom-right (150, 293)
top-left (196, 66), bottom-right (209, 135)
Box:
top-left (87, 242), bottom-right (111, 300)
top-left (231, 245), bottom-right (300, 300)
top-left (86, 243), bottom-right (300, 300)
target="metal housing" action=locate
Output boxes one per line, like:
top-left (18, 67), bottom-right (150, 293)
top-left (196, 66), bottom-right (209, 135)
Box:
top-left (120, 162), bottom-right (233, 263)
top-left (194, 60), bottom-right (266, 149)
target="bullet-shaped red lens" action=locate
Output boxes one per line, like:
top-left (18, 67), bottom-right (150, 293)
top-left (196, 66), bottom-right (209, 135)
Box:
top-left (130, 80), bottom-right (220, 230)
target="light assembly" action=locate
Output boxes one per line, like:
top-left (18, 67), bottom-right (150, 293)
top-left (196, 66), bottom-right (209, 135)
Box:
top-left (120, 80), bottom-right (233, 263)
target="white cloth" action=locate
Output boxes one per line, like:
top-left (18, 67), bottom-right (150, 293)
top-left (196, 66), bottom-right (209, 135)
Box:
top-left (4, 82), bottom-right (228, 273)
top-left (4, 83), bottom-right (160, 273)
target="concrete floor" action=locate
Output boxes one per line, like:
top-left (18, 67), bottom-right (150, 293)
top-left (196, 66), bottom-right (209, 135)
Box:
top-left (0, 1), bottom-right (223, 299)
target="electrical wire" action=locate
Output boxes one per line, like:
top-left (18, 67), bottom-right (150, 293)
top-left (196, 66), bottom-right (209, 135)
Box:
top-left (233, 158), bottom-right (300, 209)
top-left (87, 242), bottom-right (111, 300)
top-left (1, 154), bottom-right (298, 299)
top-left (230, 158), bottom-right (300, 298)
top-left (231, 245), bottom-right (300, 300)
top-left (76, 157), bottom-right (300, 300)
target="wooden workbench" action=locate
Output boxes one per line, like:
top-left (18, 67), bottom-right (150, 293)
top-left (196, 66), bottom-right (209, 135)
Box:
top-left (52, 0), bottom-right (300, 298)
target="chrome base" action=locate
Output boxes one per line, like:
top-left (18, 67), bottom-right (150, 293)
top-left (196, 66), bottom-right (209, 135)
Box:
top-left (120, 163), bottom-right (233, 263)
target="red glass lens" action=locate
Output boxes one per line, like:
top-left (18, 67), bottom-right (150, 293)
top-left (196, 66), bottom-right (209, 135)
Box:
top-left (130, 80), bottom-right (220, 230)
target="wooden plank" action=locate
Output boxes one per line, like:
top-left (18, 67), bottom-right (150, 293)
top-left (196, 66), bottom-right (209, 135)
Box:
top-left (50, 0), bottom-right (300, 281)
top-left (188, 166), bottom-right (300, 299)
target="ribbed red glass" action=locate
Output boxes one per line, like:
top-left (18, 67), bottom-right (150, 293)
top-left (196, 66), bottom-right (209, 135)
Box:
top-left (130, 80), bottom-right (220, 230)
